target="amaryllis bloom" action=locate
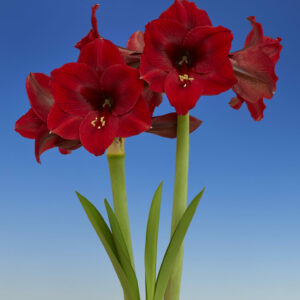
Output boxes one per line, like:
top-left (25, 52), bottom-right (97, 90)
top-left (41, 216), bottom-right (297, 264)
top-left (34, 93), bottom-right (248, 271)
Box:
top-left (127, 29), bottom-right (203, 138)
top-left (229, 16), bottom-right (282, 121)
top-left (49, 38), bottom-right (153, 156)
top-left (15, 73), bottom-right (81, 163)
top-left (140, 0), bottom-right (237, 115)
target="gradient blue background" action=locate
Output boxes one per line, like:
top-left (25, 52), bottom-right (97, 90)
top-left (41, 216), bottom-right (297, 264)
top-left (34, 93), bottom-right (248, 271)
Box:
top-left (1, 0), bottom-right (299, 299)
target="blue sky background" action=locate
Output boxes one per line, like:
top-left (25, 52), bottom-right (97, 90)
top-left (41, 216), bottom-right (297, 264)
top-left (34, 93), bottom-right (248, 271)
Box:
top-left (0, 0), bottom-right (299, 299)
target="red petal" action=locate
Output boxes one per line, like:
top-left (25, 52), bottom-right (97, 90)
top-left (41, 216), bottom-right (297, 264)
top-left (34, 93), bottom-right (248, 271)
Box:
top-left (117, 96), bottom-right (152, 138)
top-left (47, 104), bottom-right (83, 140)
top-left (51, 63), bottom-right (101, 117)
top-left (78, 38), bottom-right (125, 76)
top-left (159, 0), bottom-right (212, 29)
top-left (35, 129), bottom-right (60, 163)
top-left (230, 51), bottom-right (277, 103)
top-left (143, 19), bottom-right (187, 71)
top-left (59, 140), bottom-right (82, 153)
top-left (244, 16), bottom-right (264, 48)
top-left (262, 37), bottom-right (282, 64)
top-left (75, 4), bottom-right (100, 50)
top-left (26, 73), bottom-right (54, 122)
top-left (184, 26), bottom-right (233, 74)
top-left (229, 97), bottom-right (243, 110)
top-left (15, 108), bottom-right (45, 139)
top-left (142, 87), bottom-right (163, 115)
top-left (246, 98), bottom-right (266, 121)
top-left (127, 31), bottom-right (145, 52)
top-left (101, 65), bottom-right (144, 116)
top-left (79, 111), bottom-right (118, 156)
top-left (148, 112), bottom-right (202, 138)
top-left (140, 56), bottom-right (168, 92)
top-left (201, 60), bottom-right (237, 95)
top-left (164, 70), bottom-right (203, 115)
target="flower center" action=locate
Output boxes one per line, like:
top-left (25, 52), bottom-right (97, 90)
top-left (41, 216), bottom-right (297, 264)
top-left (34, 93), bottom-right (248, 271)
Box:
top-left (178, 55), bottom-right (189, 66)
top-left (103, 98), bottom-right (112, 109)
top-left (91, 115), bottom-right (106, 130)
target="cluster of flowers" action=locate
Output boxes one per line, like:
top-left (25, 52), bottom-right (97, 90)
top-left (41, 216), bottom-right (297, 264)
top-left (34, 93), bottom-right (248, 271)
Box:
top-left (15, 0), bottom-right (282, 162)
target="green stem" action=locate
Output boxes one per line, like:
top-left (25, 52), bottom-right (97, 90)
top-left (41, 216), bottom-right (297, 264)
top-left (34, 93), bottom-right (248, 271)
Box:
top-left (164, 113), bottom-right (189, 300)
top-left (106, 138), bottom-right (135, 270)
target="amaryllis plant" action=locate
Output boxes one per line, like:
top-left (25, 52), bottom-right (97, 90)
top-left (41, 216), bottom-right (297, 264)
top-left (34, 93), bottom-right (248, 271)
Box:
top-left (15, 1), bottom-right (282, 300)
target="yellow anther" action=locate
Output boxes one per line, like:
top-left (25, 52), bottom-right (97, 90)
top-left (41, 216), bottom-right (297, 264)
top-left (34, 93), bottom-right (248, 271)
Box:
top-left (179, 74), bottom-right (194, 82)
top-left (100, 116), bottom-right (106, 126)
top-left (91, 118), bottom-right (97, 127)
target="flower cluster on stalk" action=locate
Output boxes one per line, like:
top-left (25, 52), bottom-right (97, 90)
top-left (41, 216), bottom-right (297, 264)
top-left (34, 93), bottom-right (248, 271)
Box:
top-left (15, 0), bottom-right (282, 162)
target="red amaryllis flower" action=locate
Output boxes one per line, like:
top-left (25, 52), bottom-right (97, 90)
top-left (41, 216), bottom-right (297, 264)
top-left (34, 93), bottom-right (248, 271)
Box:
top-left (15, 73), bottom-right (81, 163)
top-left (49, 38), bottom-right (152, 156)
top-left (127, 29), bottom-right (203, 138)
top-left (229, 16), bottom-right (282, 121)
top-left (140, 0), bottom-right (237, 115)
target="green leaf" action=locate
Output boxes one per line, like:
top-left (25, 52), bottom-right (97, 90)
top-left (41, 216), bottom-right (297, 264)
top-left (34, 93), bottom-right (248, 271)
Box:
top-left (77, 192), bottom-right (135, 300)
top-left (145, 182), bottom-right (163, 300)
top-left (154, 188), bottom-right (205, 300)
top-left (104, 199), bottom-right (140, 300)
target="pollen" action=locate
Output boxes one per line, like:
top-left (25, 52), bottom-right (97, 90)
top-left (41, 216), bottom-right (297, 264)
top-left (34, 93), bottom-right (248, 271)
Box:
top-left (100, 116), bottom-right (106, 126)
top-left (179, 74), bottom-right (194, 82)
top-left (91, 117), bottom-right (98, 127)
top-left (91, 116), bottom-right (106, 129)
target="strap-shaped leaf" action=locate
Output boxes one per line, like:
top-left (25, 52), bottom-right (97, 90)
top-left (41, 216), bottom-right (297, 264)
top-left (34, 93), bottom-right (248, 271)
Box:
top-left (104, 199), bottom-right (140, 300)
top-left (154, 188), bottom-right (205, 300)
top-left (145, 182), bottom-right (163, 300)
top-left (77, 192), bottom-right (135, 300)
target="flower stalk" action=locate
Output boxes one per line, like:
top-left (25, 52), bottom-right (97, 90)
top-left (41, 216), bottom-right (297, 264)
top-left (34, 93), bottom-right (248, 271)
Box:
top-left (106, 138), bottom-right (135, 269)
top-left (165, 113), bottom-right (190, 300)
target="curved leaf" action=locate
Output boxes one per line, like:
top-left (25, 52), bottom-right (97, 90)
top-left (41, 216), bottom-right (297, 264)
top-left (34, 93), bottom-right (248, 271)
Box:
top-left (154, 188), bottom-right (205, 300)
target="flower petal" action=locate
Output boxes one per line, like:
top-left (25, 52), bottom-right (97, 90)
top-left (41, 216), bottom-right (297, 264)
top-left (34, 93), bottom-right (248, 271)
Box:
top-left (59, 140), bottom-right (82, 154)
top-left (184, 26), bottom-right (233, 74)
top-left (143, 19), bottom-right (187, 71)
top-left (246, 98), bottom-right (266, 121)
top-left (51, 62), bottom-right (102, 116)
top-left (26, 73), bottom-right (54, 122)
top-left (229, 97), bottom-right (243, 110)
top-left (164, 70), bottom-right (203, 115)
top-left (244, 16), bottom-right (264, 48)
top-left (15, 108), bottom-right (45, 139)
top-left (140, 56), bottom-right (168, 92)
top-left (35, 129), bottom-right (60, 163)
top-left (127, 31), bottom-right (145, 52)
top-left (117, 96), bottom-right (152, 138)
top-left (142, 86), bottom-right (163, 115)
top-left (101, 65), bottom-right (144, 116)
top-left (79, 111), bottom-right (118, 156)
top-left (148, 112), bottom-right (202, 138)
top-left (47, 104), bottom-right (83, 140)
top-left (201, 60), bottom-right (237, 95)
top-left (230, 51), bottom-right (277, 103)
top-left (78, 38), bottom-right (125, 76)
top-left (159, 0), bottom-right (212, 29)
top-left (75, 4), bottom-right (100, 49)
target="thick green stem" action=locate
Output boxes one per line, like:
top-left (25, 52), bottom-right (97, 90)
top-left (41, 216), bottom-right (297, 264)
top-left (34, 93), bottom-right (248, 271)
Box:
top-left (106, 138), bottom-right (135, 270)
top-left (164, 113), bottom-right (189, 300)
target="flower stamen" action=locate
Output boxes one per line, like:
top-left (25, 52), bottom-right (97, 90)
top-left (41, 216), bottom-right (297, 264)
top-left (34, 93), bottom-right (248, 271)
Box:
top-left (91, 117), bottom-right (98, 127)
top-left (103, 98), bottom-right (112, 109)
top-left (179, 74), bottom-right (194, 82)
